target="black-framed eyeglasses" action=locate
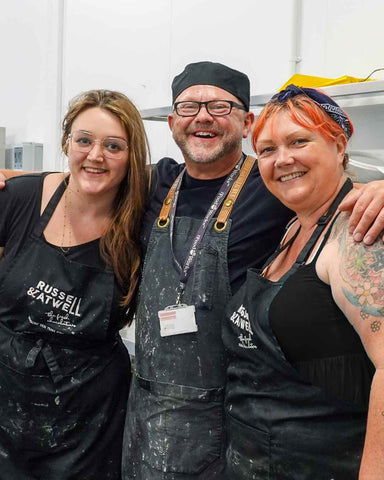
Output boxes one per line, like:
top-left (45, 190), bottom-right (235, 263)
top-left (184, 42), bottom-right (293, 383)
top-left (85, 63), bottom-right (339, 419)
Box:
top-left (174, 100), bottom-right (247, 117)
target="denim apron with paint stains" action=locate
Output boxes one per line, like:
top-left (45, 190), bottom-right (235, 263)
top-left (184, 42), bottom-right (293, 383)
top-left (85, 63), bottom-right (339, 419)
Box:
top-left (223, 180), bottom-right (369, 479)
top-left (123, 157), bottom-right (257, 480)
top-left (123, 214), bottom-right (232, 479)
top-left (123, 217), bottom-right (230, 480)
top-left (0, 179), bottom-right (130, 480)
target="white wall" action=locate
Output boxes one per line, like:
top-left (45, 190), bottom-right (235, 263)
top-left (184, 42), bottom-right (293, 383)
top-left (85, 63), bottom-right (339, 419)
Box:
top-left (62, 0), bottom-right (295, 164)
top-left (0, 0), bottom-right (63, 169)
top-left (300, 0), bottom-right (384, 79)
top-left (0, 0), bottom-right (384, 170)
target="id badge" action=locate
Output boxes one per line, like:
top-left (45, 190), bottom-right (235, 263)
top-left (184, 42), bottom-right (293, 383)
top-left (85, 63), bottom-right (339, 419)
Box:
top-left (158, 304), bottom-right (197, 337)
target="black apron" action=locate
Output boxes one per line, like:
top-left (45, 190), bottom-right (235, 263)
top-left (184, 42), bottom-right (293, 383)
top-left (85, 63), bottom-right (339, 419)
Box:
top-left (223, 180), bottom-right (368, 479)
top-left (123, 156), bottom-right (264, 478)
top-left (0, 179), bottom-right (130, 480)
top-left (123, 157), bottom-right (255, 480)
top-left (123, 214), bottom-right (230, 479)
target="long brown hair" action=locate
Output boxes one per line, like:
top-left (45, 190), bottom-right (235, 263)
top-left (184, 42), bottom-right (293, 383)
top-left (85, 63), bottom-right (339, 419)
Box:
top-left (62, 89), bottom-right (149, 307)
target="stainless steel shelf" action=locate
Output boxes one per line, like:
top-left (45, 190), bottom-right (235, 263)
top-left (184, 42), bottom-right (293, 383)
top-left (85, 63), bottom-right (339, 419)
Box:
top-left (140, 80), bottom-right (384, 121)
top-left (141, 106), bottom-right (172, 122)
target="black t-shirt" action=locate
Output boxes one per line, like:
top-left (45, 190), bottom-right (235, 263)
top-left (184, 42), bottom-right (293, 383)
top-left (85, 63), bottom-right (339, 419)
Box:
top-left (143, 157), bottom-right (294, 293)
top-left (269, 261), bottom-right (374, 406)
top-left (0, 173), bottom-right (127, 333)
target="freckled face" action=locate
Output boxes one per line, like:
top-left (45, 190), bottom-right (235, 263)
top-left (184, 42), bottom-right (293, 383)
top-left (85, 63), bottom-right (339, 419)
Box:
top-left (67, 107), bottom-right (129, 197)
top-left (168, 85), bottom-right (253, 167)
top-left (255, 110), bottom-right (345, 213)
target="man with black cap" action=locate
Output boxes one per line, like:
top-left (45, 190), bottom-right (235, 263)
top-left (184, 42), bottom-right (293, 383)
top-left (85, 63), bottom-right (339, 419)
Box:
top-left (123, 61), bottom-right (384, 479)
top-left (122, 61), bottom-right (293, 479)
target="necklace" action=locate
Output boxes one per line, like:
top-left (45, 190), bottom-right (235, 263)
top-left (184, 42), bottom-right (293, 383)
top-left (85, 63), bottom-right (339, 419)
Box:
top-left (60, 178), bottom-right (71, 254)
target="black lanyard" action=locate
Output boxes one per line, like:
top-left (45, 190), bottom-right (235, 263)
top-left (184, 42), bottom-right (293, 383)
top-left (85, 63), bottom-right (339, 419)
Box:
top-left (168, 155), bottom-right (246, 304)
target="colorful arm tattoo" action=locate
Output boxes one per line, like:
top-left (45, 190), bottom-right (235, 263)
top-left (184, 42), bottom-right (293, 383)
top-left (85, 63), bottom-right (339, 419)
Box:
top-left (331, 214), bottom-right (384, 331)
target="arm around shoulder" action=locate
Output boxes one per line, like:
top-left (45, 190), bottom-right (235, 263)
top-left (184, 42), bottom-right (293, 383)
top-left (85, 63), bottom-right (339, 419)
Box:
top-left (0, 168), bottom-right (33, 190)
top-left (339, 179), bottom-right (384, 244)
top-left (0, 169), bottom-right (34, 189)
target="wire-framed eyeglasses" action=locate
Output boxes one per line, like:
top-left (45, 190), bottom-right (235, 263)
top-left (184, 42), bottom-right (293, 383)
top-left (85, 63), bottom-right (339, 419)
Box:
top-left (68, 131), bottom-right (128, 159)
top-left (174, 100), bottom-right (247, 117)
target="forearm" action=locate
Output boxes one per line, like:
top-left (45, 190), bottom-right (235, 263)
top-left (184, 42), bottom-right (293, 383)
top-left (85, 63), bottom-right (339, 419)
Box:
top-left (0, 169), bottom-right (30, 180)
top-left (359, 368), bottom-right (384, 479)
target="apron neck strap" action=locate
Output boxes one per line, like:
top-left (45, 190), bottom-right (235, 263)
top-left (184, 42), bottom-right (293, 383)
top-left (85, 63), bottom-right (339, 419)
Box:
top-left (34, 176), bottom-right (69, 238)
top-left (262, 177), bottom-right (353, 273)
top-left (214, 155), bottom-right (257, 232)
top-left (293, 178), bottom-right (353, 266)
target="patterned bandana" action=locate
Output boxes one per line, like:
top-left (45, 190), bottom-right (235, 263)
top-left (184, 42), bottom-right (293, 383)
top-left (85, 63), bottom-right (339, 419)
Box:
top-left (271, 84), bottom-right (352, 139)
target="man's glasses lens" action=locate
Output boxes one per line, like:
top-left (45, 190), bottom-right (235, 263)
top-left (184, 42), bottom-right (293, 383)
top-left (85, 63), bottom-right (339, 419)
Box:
top-left (175, 100), bottom-right (241, 117)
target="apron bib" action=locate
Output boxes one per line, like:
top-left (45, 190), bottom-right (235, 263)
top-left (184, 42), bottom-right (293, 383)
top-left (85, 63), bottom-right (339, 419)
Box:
top-left (124, 157), bottom-right (255, 480)
top-left (224, 270), bottom-right (367, 480)
top-left (223, 179), bottom-right (367, 479)
top-left (124, 215), bottom-right (231, 479)
top-left (0, 178), bottom-right (130, 480)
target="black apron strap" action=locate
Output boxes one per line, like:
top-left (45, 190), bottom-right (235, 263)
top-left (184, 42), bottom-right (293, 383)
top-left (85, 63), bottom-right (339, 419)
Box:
top-left (33, 175), bottom-right (69, 238)
top-left (310, 211), bottom-right (343, 264)
top-left (25, 339), bottom-right (64, 384)
top-left (261, 223), bottom-right (301, 269)
top-left (262, 178), bottom-right (353, 272)
top-left (293, 178), bottom-right (353, 267)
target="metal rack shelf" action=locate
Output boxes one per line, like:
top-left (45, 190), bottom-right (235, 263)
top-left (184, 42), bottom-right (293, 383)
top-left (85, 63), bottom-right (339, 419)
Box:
top-left (140, 80), bottom-right (384, 121)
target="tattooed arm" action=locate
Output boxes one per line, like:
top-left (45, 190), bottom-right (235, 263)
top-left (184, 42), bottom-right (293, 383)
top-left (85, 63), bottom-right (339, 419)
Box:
top-left (318, 214), bottom-right (384, 479)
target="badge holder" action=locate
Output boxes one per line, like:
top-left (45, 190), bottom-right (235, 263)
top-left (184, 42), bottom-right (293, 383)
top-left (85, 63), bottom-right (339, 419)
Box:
top-left (158, 284), bottom-right (197, 337)
top-left (158, 304), bottom-right (197, 337)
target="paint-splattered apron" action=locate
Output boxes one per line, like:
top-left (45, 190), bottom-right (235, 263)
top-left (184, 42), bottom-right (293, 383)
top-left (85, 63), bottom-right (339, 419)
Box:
top-left (0, 179), bottom-right (130, 480)
top-left (223, 180), bottom-right (369, 479)
top-left (124, 157), bottom-right (255, 479)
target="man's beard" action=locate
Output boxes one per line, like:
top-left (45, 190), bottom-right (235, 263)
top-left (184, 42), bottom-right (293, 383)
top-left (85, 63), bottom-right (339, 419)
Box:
top-left (173, 133), bottom-right (242, 165)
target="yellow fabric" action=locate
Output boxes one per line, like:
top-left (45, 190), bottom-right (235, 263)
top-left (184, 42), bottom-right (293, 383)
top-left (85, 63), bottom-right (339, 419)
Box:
top-left (279, 74), bottom-right (369, 91)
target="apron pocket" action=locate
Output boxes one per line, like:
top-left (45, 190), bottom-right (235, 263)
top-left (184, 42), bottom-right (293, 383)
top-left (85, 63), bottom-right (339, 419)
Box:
top-left (137, 377), bottom-right (224, 475)
top-left (271, 422), bottom-right (364, 480)
top-left (192, 246), bottom-right (218, 310)
top-left (225, 413), bottom-right (271, 479)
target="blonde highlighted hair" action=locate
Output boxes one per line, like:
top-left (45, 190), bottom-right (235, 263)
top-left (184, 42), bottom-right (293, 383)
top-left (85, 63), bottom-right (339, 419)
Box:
top-left (62, 89), bottom-right (150, 309)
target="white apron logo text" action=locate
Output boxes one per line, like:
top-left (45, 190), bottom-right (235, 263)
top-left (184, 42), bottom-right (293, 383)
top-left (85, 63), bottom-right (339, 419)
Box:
top-left (230, 304), bottom-right (257, 349)
top-left (27, 280), bottom-right (82, 330)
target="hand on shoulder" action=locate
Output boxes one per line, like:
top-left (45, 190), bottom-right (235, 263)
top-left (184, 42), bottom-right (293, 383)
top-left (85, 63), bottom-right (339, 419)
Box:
top-left (0, 169), bottom-right (35, 190)
top-left (339, 179), bottom-right (384, 244)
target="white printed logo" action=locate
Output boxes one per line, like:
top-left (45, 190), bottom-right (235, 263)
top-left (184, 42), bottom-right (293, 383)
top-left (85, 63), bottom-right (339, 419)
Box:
top-left (27, 280), bottom-right (82, 331)
top-left (229, 304), bottom-right (257, 349)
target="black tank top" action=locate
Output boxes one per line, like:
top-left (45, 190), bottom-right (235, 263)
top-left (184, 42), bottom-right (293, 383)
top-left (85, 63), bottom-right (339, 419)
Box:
top-left (269, 260), bottom-right (374, 407)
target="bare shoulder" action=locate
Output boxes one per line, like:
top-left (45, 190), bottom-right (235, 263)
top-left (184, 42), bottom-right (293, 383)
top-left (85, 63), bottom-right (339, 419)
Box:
top-left (41, 173), bottom-right (68, 213)
top-left (323, 213), bottom-right (384, 360)
top-left (334, 213), bottom-right (383, 323)
top-left (315, 213), bottom-right (349, 284)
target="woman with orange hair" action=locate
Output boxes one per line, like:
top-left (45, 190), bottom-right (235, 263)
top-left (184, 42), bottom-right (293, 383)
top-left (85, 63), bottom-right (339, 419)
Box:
top-left (223, 85), bottom-right (384, 479)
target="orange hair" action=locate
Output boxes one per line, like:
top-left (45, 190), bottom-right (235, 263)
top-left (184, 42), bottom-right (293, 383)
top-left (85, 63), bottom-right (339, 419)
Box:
top-left (252, 95), bottom-right (354, 164)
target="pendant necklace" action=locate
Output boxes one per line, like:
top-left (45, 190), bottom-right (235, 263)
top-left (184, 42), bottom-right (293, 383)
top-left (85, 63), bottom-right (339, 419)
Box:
top-left (60, 179), bottom-right (71, 254)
